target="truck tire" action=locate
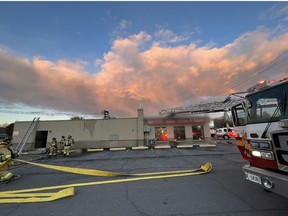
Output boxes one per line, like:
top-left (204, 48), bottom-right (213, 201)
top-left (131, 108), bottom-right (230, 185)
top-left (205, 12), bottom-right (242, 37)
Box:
top-left (223, 135), bottom-right (229, 140)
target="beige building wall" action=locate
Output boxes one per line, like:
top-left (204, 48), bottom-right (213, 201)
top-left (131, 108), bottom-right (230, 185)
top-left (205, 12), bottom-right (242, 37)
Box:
top-left (13, 109), bottom-right (145, 151)
top-left (12, 109), bottom-right (211, 151)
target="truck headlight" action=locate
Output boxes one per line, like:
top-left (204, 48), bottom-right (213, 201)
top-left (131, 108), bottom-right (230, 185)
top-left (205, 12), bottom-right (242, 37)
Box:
top-left (252, 150), bottom-right (261, 157)
top-left (261, 151), bottom-right (274, 159)
top-left (252, 150), bottom-right (274, 160)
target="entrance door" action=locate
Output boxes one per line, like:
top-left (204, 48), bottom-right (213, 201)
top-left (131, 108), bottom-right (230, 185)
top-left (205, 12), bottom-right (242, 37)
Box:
top-left (34, 131), bottom-right (48, 148)
top-left (173, 126), bottom-right (186, 141)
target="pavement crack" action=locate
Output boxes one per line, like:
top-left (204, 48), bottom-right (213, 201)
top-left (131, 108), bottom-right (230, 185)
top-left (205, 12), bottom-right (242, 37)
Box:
top-left (124, 183), bottom-right (150, 216)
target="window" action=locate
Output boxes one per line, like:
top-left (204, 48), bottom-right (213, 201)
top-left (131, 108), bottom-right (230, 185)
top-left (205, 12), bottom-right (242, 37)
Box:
top-left (247, 82), bottom-right (288, 123)
top-left (232, 103), bottom-right (246, 126)
top-left (192, 125), bottom-right (204, 140)
top-left (155, 127), bottom-right (167, 141)
top-left (174, 126), bottom-right (186, 141)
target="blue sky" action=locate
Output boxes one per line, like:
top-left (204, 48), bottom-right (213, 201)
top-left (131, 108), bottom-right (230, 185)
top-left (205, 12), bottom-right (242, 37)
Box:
top-left (1, 2), bottom-right (279, 64)
top-left (1, 1), bottom-right (288, 124)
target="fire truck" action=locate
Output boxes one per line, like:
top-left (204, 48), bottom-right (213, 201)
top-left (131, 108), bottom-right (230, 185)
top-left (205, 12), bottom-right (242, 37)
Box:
top-left (231, 78), bottom-right (288, 198)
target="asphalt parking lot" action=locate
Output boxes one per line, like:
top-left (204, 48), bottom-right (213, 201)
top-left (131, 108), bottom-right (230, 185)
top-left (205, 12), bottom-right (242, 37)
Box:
top-left (1, 143), bottom-right (288, 216)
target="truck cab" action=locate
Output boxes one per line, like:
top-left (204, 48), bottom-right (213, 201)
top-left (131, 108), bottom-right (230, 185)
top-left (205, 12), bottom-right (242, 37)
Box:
top-left (231, 78), bottom-right (288, 198)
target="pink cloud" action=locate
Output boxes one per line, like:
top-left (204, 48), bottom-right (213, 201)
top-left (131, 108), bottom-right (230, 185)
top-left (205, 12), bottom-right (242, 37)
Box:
top-left (1, 27), bottom-right (288, 118)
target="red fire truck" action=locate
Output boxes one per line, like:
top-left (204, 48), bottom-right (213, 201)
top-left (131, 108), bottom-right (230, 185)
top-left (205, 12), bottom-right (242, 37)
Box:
top-left (231, 78), bottom-right (288, 198)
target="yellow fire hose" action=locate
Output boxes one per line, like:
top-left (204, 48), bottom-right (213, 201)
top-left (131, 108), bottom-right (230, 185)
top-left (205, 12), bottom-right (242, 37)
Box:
top-left (0, 159), bottom-right (212, 203)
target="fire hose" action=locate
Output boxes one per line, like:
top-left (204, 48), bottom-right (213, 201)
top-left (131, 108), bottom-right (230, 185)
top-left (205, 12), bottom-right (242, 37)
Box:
top-left (0, 159), bottom-right (212, 203)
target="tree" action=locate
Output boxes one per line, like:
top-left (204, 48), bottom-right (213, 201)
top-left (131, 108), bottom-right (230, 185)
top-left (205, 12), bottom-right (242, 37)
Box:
top-left (213, 117), bottom-right (233, 128)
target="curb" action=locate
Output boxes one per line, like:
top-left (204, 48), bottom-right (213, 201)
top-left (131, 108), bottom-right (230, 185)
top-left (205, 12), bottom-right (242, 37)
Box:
top-left (87, 148), bottom-right (104, 152)
top-left (155, 146), bottom-right (171, 149)
top-left (110, 147), bottom-right (127, 151)
top-left (86, 144), bottom-right (216, 152)
top-left (132, 146), bottom-right (149, 150)
top-left (23, 144), bottom-right (217, 154)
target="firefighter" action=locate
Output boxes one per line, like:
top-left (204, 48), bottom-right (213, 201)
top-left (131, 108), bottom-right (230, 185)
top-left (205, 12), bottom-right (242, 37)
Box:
top-left (63, 135), bottom-right (74, 157)
top-left (59, 135), bottom-right (66, 154)
top-left (48, 137), bottom-right (58, 157)
top-left (0, 137), bottom-right (19, 182)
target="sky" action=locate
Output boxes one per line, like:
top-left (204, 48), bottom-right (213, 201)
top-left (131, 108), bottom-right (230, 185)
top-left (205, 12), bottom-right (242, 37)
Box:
top-left (1, 1), bottom-right (288, 125)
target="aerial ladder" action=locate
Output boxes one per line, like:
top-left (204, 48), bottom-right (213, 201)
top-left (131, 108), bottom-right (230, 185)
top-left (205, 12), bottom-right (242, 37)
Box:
top-left (159, 93), bottom-right (246, 115)
top-left (15, 117), bottom-right (40, 154)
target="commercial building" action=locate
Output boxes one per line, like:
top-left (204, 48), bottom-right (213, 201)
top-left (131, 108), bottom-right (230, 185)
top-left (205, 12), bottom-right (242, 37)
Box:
top-left (12, 109), bottom-right (211, 151)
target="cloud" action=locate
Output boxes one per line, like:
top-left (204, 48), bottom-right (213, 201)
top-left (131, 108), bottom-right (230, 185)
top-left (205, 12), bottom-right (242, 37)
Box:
top-left (0, 44), bottom-right (10, 53)
top-left (118, 19), bottom-right (131, 30)
top-left (260, 2), bottom-right (288, 22)
top-left (154, 29), bottom-right (192, 45)
top-left (109, 19), bottom-right (132, 40)
top-left (1, 27), bottom-right (288, 117)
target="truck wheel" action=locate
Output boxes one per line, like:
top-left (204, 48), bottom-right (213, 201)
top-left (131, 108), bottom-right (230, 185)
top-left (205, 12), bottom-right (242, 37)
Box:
top-left (223, 135), bottom-right (229, 140)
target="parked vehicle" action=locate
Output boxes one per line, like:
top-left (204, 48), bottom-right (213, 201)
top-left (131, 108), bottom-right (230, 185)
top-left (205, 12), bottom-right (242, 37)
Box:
top-left (215, 127), bottom-right (238, 139)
